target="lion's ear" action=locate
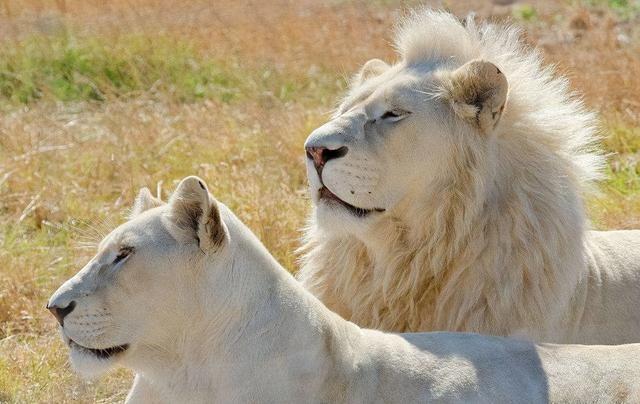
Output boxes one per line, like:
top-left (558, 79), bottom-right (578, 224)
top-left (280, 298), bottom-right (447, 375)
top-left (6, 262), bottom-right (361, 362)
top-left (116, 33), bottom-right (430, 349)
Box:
top-left (168, 176), bottom-right (227, 250)
top-left (353, 58), bottom-right (390, 86)
top-left (441, 59), bottom-right (508, 134)
top-left (130, 187), bottom-right (165, 218)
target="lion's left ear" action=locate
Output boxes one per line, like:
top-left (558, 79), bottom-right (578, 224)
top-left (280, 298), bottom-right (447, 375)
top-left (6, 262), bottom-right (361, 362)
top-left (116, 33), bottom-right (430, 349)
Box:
top-left (440, 59), bottom-right (508, 134)
top-left (130, 187), bottom-right (165, 218)
top-left (352, 58), bottom-right (391, 87)
top-left (168, 176), bottom-right (227, 250)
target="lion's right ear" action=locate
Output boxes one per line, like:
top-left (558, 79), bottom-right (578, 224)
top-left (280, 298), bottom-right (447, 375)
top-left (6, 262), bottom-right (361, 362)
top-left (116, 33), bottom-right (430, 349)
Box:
top-left (353, 58), bottom-right (391, 86)
top-left (439, 59), bottom-right (508, 135)
top-left (168, 176), bottom-right (227, 250)
top-left (130, 187), bottom-right (165, 218)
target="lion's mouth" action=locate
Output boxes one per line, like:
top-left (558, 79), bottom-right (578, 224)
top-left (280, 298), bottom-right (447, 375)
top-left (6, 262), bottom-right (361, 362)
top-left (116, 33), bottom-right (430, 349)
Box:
top-left (318, 186), bottom-right (385, 218)
top-left (69, 339), bottom-right (129, 359)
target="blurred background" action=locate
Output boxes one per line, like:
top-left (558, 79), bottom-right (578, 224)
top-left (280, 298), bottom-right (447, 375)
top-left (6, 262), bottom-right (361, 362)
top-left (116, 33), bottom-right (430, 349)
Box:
top-left (0, 0), bottom-right (639, 401)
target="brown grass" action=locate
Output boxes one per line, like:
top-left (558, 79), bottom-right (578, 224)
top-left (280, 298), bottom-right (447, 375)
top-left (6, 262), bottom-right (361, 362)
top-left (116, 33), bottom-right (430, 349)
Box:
top-left (0, 0), bottom-right (639, 402)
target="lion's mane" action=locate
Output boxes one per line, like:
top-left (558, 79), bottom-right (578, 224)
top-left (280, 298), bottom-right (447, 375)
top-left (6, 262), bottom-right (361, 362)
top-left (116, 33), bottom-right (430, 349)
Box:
top-left (298, 9), bottom-right (603, 340)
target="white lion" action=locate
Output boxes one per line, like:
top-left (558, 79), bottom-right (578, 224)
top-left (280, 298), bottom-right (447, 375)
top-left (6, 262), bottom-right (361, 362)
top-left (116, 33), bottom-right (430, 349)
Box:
top-left (48, 176), bottom-right (640, 403)
top-left (297, 9), bottom-right (640, 344)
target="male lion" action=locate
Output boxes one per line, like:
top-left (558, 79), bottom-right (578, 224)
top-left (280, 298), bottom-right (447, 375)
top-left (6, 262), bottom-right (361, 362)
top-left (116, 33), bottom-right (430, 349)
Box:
top-left (48, 176), bottom-right (640, 403)
top-left (297, 9), bottom-right (640, 344)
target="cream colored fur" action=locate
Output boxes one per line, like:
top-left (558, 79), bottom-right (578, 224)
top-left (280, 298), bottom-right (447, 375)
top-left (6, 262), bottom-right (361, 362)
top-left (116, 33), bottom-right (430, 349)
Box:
top-left (298, 9), bottom-right (640, 343)
top-left (48, 177), bottom-right (640, 403)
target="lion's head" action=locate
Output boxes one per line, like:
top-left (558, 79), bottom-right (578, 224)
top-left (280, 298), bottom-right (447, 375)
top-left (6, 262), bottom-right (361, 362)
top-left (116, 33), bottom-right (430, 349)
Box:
top-left (299, 9), bottom-right (602, 335)
top-left (305, 54), bottom-right (508, 236)
top-left (47, 176), bottom-right (228, 377)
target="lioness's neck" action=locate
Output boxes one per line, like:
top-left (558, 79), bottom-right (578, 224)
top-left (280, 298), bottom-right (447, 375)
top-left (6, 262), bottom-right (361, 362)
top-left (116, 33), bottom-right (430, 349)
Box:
top-left (135, 212), bottom-right (356, 401)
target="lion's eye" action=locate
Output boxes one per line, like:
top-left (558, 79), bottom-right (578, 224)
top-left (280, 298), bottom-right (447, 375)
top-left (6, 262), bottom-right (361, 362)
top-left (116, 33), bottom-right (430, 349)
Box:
top-left (380, 109), bottom-right (410, 121)
top-left (114, 247), bottom-right (133, 264)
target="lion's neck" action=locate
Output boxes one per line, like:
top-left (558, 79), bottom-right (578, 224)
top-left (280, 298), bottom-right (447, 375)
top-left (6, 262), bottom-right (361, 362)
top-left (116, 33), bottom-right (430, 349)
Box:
top-left (300, 139), bottom-right (588, 340)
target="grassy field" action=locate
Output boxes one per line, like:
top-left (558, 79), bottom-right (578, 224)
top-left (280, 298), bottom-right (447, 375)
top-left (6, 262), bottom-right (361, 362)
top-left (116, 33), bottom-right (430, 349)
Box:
top-left (0, 0), bottom-right (639, 402)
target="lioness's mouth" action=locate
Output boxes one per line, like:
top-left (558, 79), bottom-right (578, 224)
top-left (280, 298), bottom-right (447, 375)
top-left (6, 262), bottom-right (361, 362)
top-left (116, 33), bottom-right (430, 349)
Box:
top-left (318, 186), bottom-right (385, 218)
top-left (69, 339), bottom-right (129, 359)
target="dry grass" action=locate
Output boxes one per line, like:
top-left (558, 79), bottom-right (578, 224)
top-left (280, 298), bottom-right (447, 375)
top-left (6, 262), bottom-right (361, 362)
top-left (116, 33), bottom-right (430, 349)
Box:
top-left (0, 0), bottom-right (639, 402)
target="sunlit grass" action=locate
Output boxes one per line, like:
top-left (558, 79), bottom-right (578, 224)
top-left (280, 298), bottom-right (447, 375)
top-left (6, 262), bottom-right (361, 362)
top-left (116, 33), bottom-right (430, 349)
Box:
top-left (589, 123), bottom-right (640, 229)
top-left (0, 34), bottom-right (240, 104)
top-left (0, 33), bottom-right (347, 107)
top-left (0, 0), bottom-right (639, 402)
top-left (583, 0), bottom-right (640, 20)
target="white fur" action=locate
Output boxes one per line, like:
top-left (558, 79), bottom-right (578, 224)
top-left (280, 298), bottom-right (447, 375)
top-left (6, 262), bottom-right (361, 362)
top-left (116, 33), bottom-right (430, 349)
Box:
top-left (49, 177), bottom-right (640, 403)
top-left (298, 9), bottom-right (640, 343)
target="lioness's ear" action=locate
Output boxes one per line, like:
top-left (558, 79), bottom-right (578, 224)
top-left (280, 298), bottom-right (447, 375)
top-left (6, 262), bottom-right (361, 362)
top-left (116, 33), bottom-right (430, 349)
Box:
top-left (130, 187), bottom-right (165, 218)
top-left (168, 176), bottom-right (227, 250)
top-left (353, 58), bottom-right (391, 86)
top-left (440, 60), bottom-right (508, 134)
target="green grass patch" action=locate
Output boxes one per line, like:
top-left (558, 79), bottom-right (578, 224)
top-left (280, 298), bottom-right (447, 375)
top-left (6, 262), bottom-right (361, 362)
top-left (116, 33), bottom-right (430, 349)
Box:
top-left (512, 4), bottom-right (538, 22)
top-left (582, 0), bottom-right (640, 20)
top-left (0, 32), bottom-right (347, 108)
top-left (0, 34), bottom-right (243, 105)
top-left (604, 124), bottom-right (640, 154)
top-left (588, 122), bottom-right (640, 229)
top-left (600, 123), bottom-right (640, 196)
top-left (603, 159), bottom-right (640, 195)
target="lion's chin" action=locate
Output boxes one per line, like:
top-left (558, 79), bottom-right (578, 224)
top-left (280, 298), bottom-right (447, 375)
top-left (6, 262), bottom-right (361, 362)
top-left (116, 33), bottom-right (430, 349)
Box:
top-left (318, 186), bottom-right (385, 218)
top-left (314, 200), bottom-right (384, 239)
top-left (68, 340), bottom-right (128, 378)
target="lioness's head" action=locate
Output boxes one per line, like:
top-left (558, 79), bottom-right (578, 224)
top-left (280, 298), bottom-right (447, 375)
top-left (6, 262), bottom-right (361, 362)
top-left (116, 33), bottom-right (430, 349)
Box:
top-left (47, 176), bottom-right (228, 377)
top-left (304, 11), bottom-right (509, 235)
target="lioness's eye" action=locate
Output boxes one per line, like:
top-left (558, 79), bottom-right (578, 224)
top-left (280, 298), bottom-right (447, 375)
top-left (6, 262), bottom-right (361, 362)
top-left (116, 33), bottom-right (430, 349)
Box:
top-left (114, 246), bottom-right (133, 264)
top-left (380, 109), bottom-right (410, 121)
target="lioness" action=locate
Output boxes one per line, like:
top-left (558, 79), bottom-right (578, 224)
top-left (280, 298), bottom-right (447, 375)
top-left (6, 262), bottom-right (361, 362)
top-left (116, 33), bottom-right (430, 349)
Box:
top-left (298, 9), bottom-right (640, 343)
top-left (48, 176), bottom-right (640, 403)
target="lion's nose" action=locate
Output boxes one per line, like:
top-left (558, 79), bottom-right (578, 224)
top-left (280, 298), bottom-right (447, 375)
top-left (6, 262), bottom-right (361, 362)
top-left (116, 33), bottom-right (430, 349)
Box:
top-left (305, 146), bottom-right (349, 172)
top-left (47, 301), bottom-right (76, 326)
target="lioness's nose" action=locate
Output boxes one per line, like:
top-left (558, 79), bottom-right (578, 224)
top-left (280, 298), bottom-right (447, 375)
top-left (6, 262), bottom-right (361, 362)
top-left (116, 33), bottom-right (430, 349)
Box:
top-left (47, 301), bottom-right (76, 326)
top-left (305, 146), bottom-right (349, 171)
